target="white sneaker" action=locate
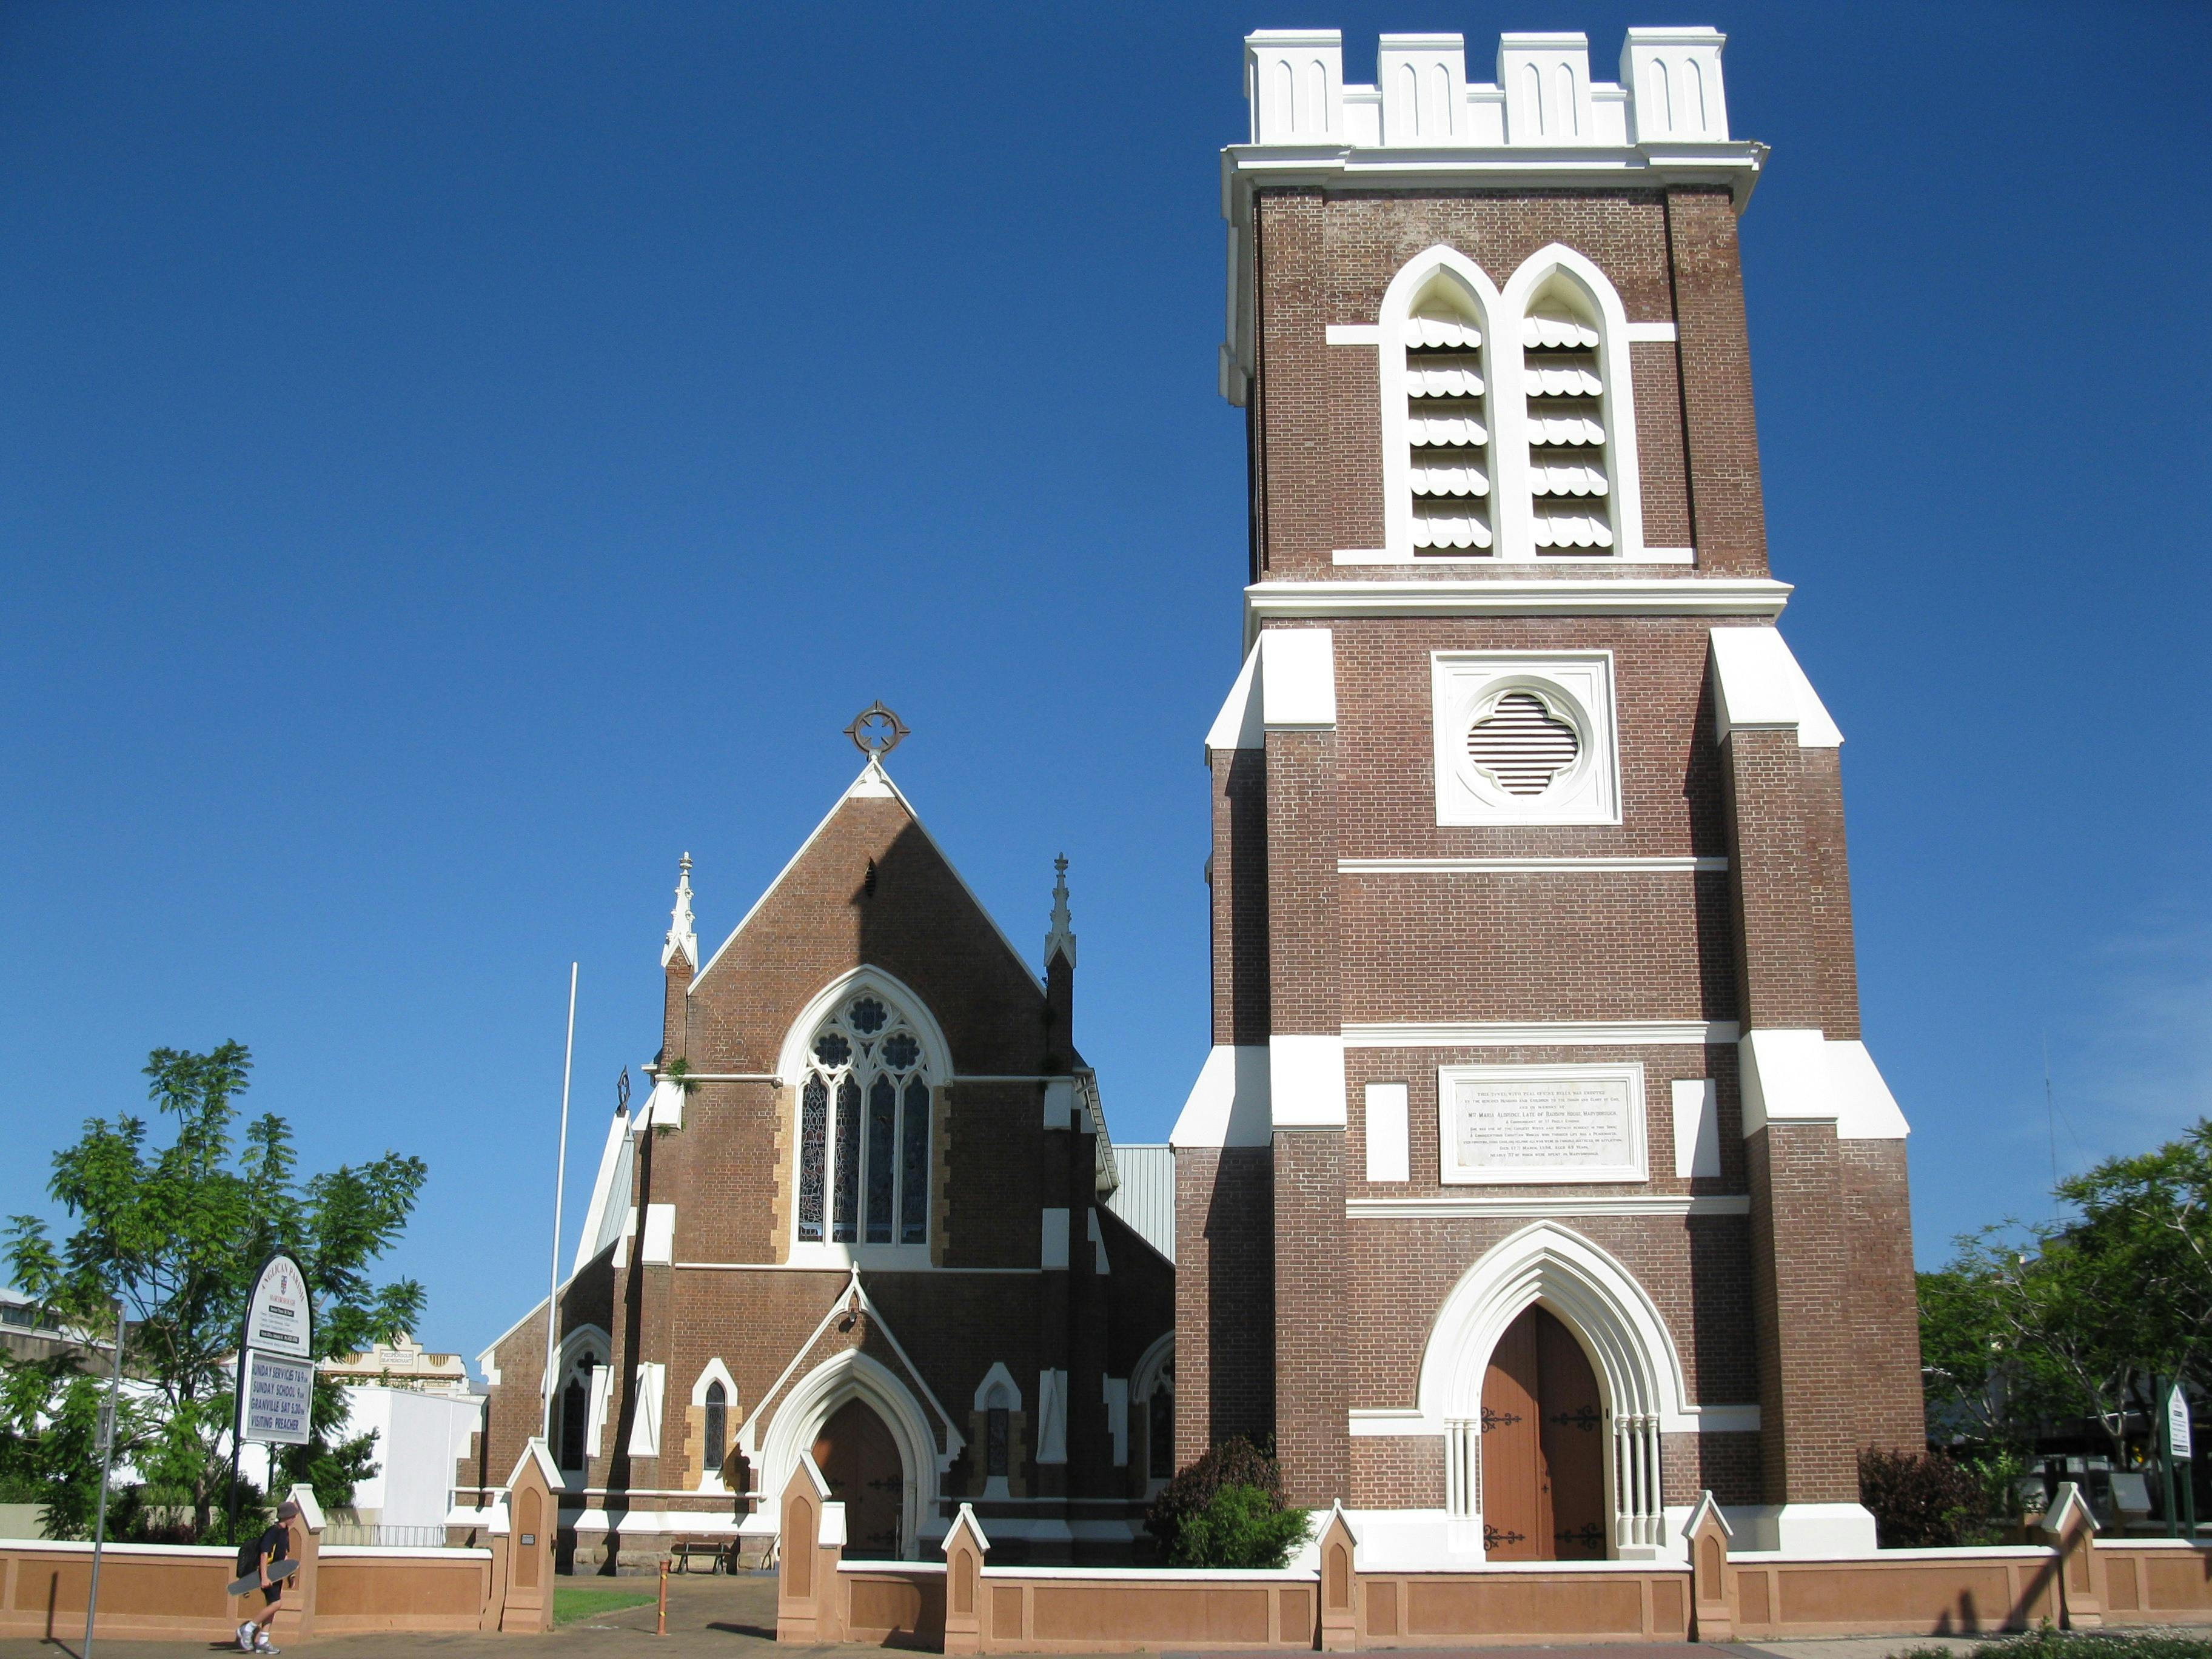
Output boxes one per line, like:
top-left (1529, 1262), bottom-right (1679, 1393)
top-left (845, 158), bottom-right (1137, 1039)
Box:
top-left (256, 1639), bottom-right (280, 1655)
top-left (236, 1624), bottom-right (255, 1651)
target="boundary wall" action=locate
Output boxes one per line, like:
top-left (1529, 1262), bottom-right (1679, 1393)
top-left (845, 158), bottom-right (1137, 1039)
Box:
top-left (776, 1470), bottom-right (2212, 1652)
top-left (0, 1440), bottom-right (561, 1644)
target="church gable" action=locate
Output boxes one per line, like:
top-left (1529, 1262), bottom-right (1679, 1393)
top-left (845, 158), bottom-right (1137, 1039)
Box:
top-left (686, 763), bottom-right (1051, 1080)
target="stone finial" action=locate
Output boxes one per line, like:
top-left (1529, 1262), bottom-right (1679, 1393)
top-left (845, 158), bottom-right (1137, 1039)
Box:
top-left (1045, 854), bottom-right (1077, 970)
top-left (661, 851), bottom-right (698, 970)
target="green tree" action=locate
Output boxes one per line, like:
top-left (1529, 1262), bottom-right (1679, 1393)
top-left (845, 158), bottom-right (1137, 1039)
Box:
top-left (3, 1043), bottom-right (427, 1539)
top-left (1922, 1119), bottom-right (2212, 1464)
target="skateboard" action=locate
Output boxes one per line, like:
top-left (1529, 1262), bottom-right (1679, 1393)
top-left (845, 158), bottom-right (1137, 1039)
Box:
top-left (227, 1558), bottom-right (300, 1597)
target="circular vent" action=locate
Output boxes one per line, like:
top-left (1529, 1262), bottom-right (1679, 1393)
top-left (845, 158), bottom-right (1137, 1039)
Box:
top-left (1466, 692), bottom-right (1580, 796)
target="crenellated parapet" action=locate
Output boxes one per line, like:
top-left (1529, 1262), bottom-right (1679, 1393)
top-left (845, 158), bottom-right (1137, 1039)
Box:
top-left (1243, 27), bottom-right (1734, 150)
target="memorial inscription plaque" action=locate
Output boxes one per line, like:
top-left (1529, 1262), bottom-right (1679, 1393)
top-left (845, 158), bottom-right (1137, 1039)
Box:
top-left (1438, 1062), bottom-right (1647, 1185)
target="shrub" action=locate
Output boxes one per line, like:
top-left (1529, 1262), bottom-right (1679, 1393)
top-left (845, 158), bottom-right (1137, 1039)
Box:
top-left (1144, 1436), bottom-right (1288, 1561)
top-left (1170, 1483), bottom-right (1311, 1569)
top-left (1859, 1447), bottom-right (1987, 1547)
top-left (1899, 1634), bottom-right (2212, 1659)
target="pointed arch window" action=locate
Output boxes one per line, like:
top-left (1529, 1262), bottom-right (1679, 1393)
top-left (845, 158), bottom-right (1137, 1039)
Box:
top-left (703, 1379), bottom-right (728, 1475)
top-left (797, 992), bottom-right (933, 1246)
top-left (555, 1349), bottom-right (598, 1473)
top-left (1520, 278), bottom-right (1615, 554)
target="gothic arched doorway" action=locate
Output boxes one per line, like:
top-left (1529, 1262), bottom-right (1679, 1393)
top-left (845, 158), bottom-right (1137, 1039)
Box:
top-left (813, 1398), bottom-right (904, 1560)
top-left (1480, 1305), bottom-right (1606, 1561)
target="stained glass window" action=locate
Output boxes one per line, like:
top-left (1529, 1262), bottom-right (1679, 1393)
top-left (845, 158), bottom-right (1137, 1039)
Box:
top-left (703, 1380), bottom-right (727, 1477)
top-left (797, 1076), bottom-right (829, 1241)
top-left (866, 1076), bottom-right (897, 1242)
top-left (798, 988), bottom-right (933, 1250)
top-left (833, 1077), bottom-right (861, 1242)
top-left (900, 1077), bottom-right (930, 1243)
top-left (987, 1408), bottom-right (1010, 1478)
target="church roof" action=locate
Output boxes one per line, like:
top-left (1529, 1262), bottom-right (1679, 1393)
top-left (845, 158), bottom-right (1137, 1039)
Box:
top-left (690, 756), bottom-right (1046, 996)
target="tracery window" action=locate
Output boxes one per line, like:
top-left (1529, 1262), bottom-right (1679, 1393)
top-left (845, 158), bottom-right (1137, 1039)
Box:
top-left (796, 991), bottom-right (933, 1246)
top-left (556, 1351), bottom-right (597, 1473)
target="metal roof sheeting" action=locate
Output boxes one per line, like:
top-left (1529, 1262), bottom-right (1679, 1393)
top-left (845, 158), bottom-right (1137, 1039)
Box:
top-left (1102, 1145), bottom-right (1175, 1263)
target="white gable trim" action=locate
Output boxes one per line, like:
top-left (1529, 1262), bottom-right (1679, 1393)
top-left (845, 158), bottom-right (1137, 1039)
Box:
top-left (692, 760), bottom-right (1044, 994)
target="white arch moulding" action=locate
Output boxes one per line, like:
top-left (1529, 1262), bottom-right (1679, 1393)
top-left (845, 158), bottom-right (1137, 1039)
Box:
top-left (774, 964), bottom-right (956, 1084)
top-left (1496, 242), bottom-right (1649, 561)
top-left (1376, 244), bottom-right (1505, 564)
top-left (1416, 1221), bottom-right (1686, 1557)
top-left (748, 1347), bottom-right (946, 1562)
top-left (549, 1323), bottom-right (613, 1478)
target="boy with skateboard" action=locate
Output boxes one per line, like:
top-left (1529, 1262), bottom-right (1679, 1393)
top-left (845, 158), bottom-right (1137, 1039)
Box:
top-left (232, 1498), bottom-right (299, 1653)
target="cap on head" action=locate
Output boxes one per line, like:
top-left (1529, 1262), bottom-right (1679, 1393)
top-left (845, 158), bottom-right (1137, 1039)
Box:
top-left (276, 1499), bottom-right (300, 1520)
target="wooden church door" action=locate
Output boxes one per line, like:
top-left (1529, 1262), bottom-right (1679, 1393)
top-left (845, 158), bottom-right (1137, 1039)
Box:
top-left (813, 1398), bottom-right (904, 1560)
top-left (1479, 1306), bottom-right (1607, 1561)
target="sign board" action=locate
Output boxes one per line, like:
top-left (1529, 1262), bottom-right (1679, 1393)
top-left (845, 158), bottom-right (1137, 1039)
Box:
top-left (242, 1350), bottom-right (315, 1446)
top-left (243, 1254), bottom-right (313, 1361)
top-left (1438, 1062), bottom-right (1647, 1185)
top-left (2171, 1387), bottom-right (2194, 1462)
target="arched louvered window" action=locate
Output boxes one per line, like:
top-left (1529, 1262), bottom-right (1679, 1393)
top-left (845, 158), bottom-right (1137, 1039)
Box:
top-left (1403, 276), bottom-right (1493, 556)
top-left (556, 1350), bottom-right (597, 1473)
top-left (1521, 281), bottom-right (1614, 554)
top-left (796, 991), bottom-right (933, 1246)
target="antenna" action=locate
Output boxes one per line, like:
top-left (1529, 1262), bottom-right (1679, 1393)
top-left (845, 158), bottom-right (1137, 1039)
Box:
top-left (2042, 1028), bottom-right (2059, 1213)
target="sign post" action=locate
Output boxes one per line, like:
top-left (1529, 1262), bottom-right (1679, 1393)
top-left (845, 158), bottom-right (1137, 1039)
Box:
top-left (230, 1253), bottom-right (315, 1544)
top-left (2170, 1383), bottom-right (2196, 1540)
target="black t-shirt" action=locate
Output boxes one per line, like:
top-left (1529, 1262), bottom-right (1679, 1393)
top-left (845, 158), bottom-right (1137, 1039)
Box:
top-left (236, 1523), bottom-right (292, 1580)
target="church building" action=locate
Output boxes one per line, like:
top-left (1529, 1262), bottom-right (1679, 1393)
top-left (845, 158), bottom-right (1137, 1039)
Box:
top-left (1168, 25), bottom-right (1921, 1564)
top-left (461, 731), bottom-right (1174, 1569)
top-left (461, 22), bottom-right (1924, 1574)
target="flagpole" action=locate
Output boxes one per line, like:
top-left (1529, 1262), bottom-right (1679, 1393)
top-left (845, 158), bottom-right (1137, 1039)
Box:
top-left (542, 962), bottom-right (578, 1438)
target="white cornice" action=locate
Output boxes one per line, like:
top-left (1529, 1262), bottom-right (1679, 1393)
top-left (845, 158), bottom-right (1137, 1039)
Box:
top-left (1244, 577), bottom-right (1788, 643)
top-left (1348, 1193), bottom-right (1750, 1218)
top-left (1339, 856), bottom-right (1727, 875)
top-left (1343, 1019), bottom-right (1737, 1048)
top-left (1220, 142), bottom-right (1766, 221)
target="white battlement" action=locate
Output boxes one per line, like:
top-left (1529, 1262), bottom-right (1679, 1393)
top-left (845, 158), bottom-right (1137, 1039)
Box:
top-left (1244, 27), bottom-right (1730, 150)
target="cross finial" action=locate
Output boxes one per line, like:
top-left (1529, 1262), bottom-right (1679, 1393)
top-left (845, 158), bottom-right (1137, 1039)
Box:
top-left (662, 851), bottom-right (699, 970)
top-left (845, 702), bottom-right (910, 758)
top-left (1045, 853), bottom-right (1076, 970)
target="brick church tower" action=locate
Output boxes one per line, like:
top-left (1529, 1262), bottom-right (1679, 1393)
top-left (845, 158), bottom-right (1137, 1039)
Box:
top-left (1171, 26), bottom-right (1923, 1562)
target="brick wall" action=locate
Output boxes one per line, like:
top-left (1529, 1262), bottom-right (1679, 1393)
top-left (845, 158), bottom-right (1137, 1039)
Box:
top-left (1174, 1146), bottom-right (1274, 1467)
top-left (1272, 1129), bottom-right (1347, 1506)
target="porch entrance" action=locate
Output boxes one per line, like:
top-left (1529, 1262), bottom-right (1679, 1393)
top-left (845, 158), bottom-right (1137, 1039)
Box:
top-left (812, 1398), bottom-right (905, 1560)
top-left (1479, 1305), bottom-right (1607, 1561)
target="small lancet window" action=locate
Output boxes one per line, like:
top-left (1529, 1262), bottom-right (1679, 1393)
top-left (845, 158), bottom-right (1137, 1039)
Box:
top-left (985, 1381), bottom-right (1012, 1478)
top-left (796, 991), bottom-right (934, 1246)
top-left (703, 1379), bottom-right (727, 1476)
top-left (557, 1352), bottom-right (596, 1472)
top-left (1403, 276), bottom-right (1493, 555)
top-left (1521, 283), bottom-right (1614, 553)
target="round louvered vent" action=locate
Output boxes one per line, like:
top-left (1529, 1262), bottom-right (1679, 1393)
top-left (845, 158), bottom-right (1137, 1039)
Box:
top-left (1466, 692), bottom-right (1579, 795)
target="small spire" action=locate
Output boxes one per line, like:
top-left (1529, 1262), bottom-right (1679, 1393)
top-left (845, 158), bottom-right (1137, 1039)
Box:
top-left (662, 851), bottom-right (698, 970)
top-left (1044, 853), bottom-right (1076, 970)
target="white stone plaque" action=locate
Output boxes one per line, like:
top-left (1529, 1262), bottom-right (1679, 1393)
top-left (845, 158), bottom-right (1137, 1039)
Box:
top-left (1438, 1062), bottom-right (1647, 1185)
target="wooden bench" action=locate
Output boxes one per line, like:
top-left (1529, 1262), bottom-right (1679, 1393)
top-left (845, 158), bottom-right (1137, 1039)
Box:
top-left (669, 1538), bottom-right (729, 1575)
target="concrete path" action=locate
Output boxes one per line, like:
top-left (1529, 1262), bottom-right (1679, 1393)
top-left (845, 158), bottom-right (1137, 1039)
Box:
top-left (0, 1572), bottom-right (2024, 1659)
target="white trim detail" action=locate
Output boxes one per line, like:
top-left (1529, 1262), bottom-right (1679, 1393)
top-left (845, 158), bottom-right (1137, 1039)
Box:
top-left (1344, 1019), bottom-right (1735, 1049)
top-left (1326, 323), bottom-right (1381, 345)
top-left (1350, 1193), bottom-right (1748, 1219)
top-left (1168, 1045), bottom-right (1272, 1148)
top-left (1438, 1061), bottom-right (1646, 1185)
top-left (1340, 856), bottom-right (1726, 874)
top-left (1623, 321), bottom-right (1678, 342)
top-left (1086, 1207), bottom-right (1111, 1275)
top-left (1433, 650), bottom-right (1620, 825)
top-left (1709, 628), bottom-right (1843, 748)
top-left (641, 1203), bottom-right (675, 1265)
top-left (1103, 1376), bottom-right (1130, 1467)
top-left (1205, 645), bottom-right (1264, 752)
top-left (752, 1346), bottom-right (943, 1561)
top-left (1261, 628), bottom-right (1337, 728)
top-left (1036, 1369), bottom-right (1070, 1464)
top-left (1672, 1078), bottom-right (1720, 1179)
top-left (628, 1362), bottom-right (666, 1458)
top-left (694, 759), bottom-right (1042, 994)
top-left (1271, 1033), bottom-right (1347, 1128)
top-left (1363, 1082), bottom-right (1410, 1183)
top-left (1419, 1221), bottom-right (1687, 1555)
top-left (1040, 1208), bottom-right (1070, 1270)
top-left (1244, 577), bottom-right (1790, 641)
top-left (973, 1362), bottom-right (1022, 1412)
top-left (691, 1358), bottom-right (739, 1493)
top-left (1738, 1030), bottom-right (1909, 1141)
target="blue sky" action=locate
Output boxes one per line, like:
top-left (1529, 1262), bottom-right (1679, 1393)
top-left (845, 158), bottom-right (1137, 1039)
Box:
top-left (2, 1), bottom-right (2205, 1363)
